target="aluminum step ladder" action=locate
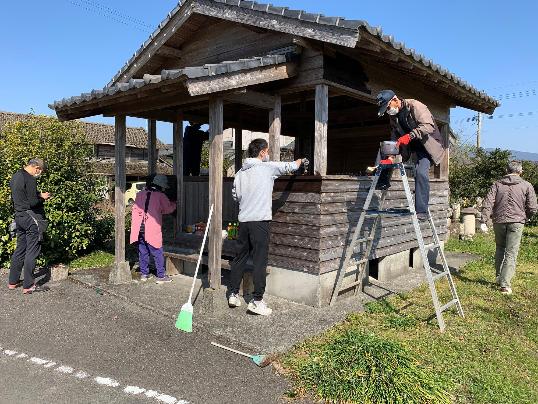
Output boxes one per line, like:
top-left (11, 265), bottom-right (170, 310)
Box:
top-left (329, 161), bottom-right (464, 332)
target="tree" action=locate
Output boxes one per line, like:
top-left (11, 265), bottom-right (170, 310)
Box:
top-left (0, 114), bottom-right (108, 266)
top-left (449, 143), bottom-right (511, 206)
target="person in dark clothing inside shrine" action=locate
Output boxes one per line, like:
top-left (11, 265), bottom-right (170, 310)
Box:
top-left (183, 121), bottom-right (209, 176)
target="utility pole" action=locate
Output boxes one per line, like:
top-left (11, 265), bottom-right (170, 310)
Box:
top-left (476, 112), bottom-right (482, 148)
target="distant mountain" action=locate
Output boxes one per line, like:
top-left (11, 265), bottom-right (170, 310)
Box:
top-left (485, 148), bottom-right (538, 162)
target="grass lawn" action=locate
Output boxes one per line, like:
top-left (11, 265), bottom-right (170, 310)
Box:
top-left (68, 250), bottom-right (114, 270)
top-left (282, 228), bottom-right (538, 403)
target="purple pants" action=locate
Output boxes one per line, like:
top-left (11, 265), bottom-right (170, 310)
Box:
top-left (138, 234), bottom-right (165, 278)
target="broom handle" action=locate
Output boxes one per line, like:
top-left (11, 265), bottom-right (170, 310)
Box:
top-left (211, 342), bottom-right (252, 359)
top-left (188, 204), bottom-right (214, 303)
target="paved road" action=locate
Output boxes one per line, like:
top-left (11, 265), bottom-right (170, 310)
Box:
top-left (0, 276), bottom-right (297, 404)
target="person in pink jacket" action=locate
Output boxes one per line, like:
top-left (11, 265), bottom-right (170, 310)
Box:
top-left (130, 175), bottom-right (176, 283)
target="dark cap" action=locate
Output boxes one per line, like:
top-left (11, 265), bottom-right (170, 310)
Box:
top-left (376, 90), bottom-right (396, 117)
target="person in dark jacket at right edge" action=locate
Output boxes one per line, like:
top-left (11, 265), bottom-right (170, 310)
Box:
top-left (376, 90), bottom-right (446, 220)
top-left (8, 158), bottom-right (51, 294)
top-left (481, 161), bottom-right (537, 295)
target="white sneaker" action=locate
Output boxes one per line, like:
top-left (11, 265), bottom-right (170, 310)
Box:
top-left (247, 300), bottom-right (272, 316)
top-left (228, 293), bottom-right (242, 307)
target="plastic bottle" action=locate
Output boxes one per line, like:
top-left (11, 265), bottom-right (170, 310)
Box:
top-left (227, 223), bottom-right (233, 240)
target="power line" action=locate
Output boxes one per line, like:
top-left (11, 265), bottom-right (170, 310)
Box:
top-left (76, 0), bottom-right (154, 29)
top-left (66, 0), bottom-right (152, 33)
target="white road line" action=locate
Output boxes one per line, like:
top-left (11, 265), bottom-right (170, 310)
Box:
top-left (56, 365), bottom-right (75, 374)
top-left (4, 350), bottom-right (18, 356)
top-left (94, 376), bottom-right (120, 387)
top-left (145, 390), bottom-right (160, 398)
top-left (156, 394), bottom-right (178, 403)
top-left (124, 385), bottom-right (146, 395)
top-left (75, 370), bottom-right (90, 379)
top-left (0, 343), bottom-right (189, 403)
top-left (29, 357), bottom-right (50, 365)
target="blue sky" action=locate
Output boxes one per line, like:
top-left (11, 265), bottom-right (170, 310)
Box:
top-left (2, 0), bottom-right (537, 151)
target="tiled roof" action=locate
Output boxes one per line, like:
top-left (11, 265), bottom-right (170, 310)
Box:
top-left (50, 54), bottom-right (289, 111)
top-left (107, 0), bottom-right (497, 108)
top-left (0, 111), bottom-right (164, 149)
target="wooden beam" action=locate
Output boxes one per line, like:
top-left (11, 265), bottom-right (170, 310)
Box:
top-left (223, 90), bottom-right (278, 110)
top-left (147, 119), bottom-right (157, 175)
top-left (157, 45), bottom-right (182, 59)
top-left (234, 127), bottom-right (243, 172)
top-left (324, 80), bottom-right (376, 104)
top-left (109, 116), bottom-right (132, 284)
top-left (208, 98), bottom-right (224, 289)
top-left (186, 63), bottom-right (296, 96)
top-left (173, 114), bottom-right (184, 235)
top-left (314, 84), bottom-right (328, 176)
top-left (269, 95), bottom-right (282, 161)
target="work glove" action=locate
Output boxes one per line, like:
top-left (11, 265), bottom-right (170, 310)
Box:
top-left (480, 223), bottom-right (488, 233)
top-left (396, 134), bottom-right (413, 146)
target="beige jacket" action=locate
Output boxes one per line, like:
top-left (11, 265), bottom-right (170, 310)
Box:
top-left (482, 175), bottom-right (538, 224)
top-left (390, 99), bottom-right (445, 165)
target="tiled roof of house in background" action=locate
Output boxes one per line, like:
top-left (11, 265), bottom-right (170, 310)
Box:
top-left (0, 111), bottom-right (164, 149)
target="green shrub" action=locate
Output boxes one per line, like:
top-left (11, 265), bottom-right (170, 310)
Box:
top-left (287, 329), bottom-right (451, 404)
top-left (449, 145), bottom-right (511, 206)
top-left (0, 114), bottom-right (110, 266)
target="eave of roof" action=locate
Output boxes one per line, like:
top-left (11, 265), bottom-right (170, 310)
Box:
top-left (50, 54), bottom-right (289, 112)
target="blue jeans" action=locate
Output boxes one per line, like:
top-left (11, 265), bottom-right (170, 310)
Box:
top-left (414, 149), bottom-right (431, 214)
top-left (138, 234), bottom-right (165, 278)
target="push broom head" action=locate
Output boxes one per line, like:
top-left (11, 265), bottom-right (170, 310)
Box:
top-left (175, 302), bottom-right (193, 333)
top-left (252, 354), bottom-right (274, 368)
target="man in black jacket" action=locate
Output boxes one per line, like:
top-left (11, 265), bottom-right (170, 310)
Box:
top-left (183, 122), bottom-right (209, 176)
top-left (8, 158), bottom-right (51, 294)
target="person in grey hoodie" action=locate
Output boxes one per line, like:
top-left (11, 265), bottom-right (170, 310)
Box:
top-left (228, 138), bottom-right (305, 316)
top-left (481, 161), bottom-right (537, 295)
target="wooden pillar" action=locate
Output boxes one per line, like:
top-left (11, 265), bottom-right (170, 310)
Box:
top-left (148, 119), bottom-right (157, 176)
top-left (268, 95), bottom-right (282, 161)
top-left (234, 127), bottom-right (243, 172)
top-left (173, 115), bottom-right (184, 235)
top-left (109, 116), bottom-right (132, 284)
top-left (314, 84), bottom-right (328, 176)
top-left (208, 98), bottom-right (223, 290)
top-left (440, 122), bottom-right (450, 180)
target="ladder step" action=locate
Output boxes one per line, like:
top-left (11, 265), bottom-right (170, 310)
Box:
top-left (439, 299), bottom-right (459, 313)
top-left (364, 209), bottom-right (413, 217)
top-left (344, 279), bottom-right (363, 289)
top-left (432, 271), bottom-right (449, 281)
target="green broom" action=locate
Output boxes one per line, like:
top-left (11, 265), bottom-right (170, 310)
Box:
top-left (175, 204), bottom-right (214, 333)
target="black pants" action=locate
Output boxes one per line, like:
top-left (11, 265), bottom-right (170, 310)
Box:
top-left (230, 221), bottom-right (270, 301)
top-left (9, 214), bottom-right (42, 289)
top-left (414, 147), bottom-right (431, 214)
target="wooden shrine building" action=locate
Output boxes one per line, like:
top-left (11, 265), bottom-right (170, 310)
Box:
top-left (50, 0), bottom-right (498, 306)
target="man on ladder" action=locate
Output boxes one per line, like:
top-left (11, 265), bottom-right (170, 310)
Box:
top-left (330, 92), bottom-right (463, 332)
top-left (376, 90), bottom-right (446, 220)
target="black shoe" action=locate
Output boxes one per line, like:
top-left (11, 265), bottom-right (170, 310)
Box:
top-left (416, 213), bottom-right (429, 221)
top-left (23, 284), bottom-right (50, 294)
